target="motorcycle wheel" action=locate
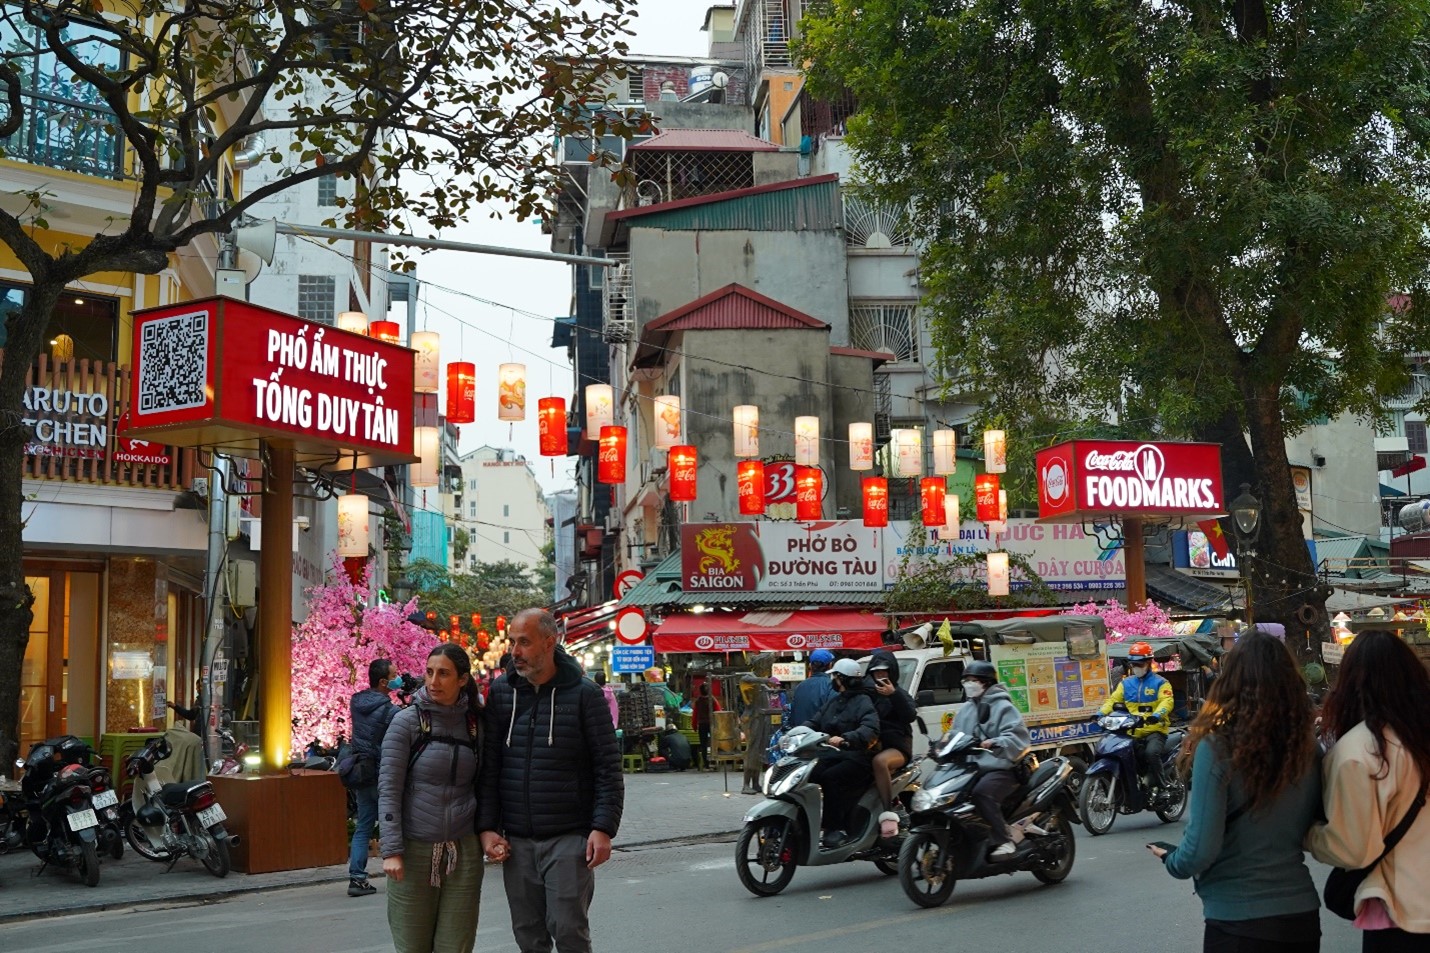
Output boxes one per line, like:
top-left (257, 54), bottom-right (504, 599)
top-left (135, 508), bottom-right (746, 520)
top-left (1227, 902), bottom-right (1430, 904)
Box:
top-left (897, 831), bottom-right (956, 908)
top-left (125, 818), bottom-right (170, 862)
top-left (1030, 812), bottom-right (1076, 884)
top-left (107, 828), bottom-right (125, 860)
top-left (192, 819), bottom-right (231, 878)
top-left (1156, 781), bottom-right (1188, 823)
top-left (78, 840), bottom-right (101, 887)
top-left (1078, 775), bottom-right (1117, 836)
top-left (735, 819), bottom-right (796, 897)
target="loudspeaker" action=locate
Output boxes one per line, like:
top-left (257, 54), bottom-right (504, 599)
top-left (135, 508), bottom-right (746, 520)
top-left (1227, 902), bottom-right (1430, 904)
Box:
top-left (233, 218), bottom-right (277, 264)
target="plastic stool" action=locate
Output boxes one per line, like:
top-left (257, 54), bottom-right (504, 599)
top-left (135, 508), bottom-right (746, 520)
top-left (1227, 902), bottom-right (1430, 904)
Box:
top-left (622, 753), bottom-right (644, 773)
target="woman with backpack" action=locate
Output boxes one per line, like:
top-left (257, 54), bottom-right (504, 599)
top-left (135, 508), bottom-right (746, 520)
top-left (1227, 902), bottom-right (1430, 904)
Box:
top-left (379, 643), bottom-right (484, 953)
top-left (1308, 629), bottom-right (1430, 951)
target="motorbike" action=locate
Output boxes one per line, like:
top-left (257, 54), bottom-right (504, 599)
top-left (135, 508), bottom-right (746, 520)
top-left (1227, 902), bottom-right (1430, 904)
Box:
top-left (210, 728), bottom-right (251, 776)
top-left (1078, 709), bottom-right (1187, 835)
top-left (17, 738), bottom-right (104, 886)
top-left (125, 735), bottom-right (237, 877)
top-left (897, 729), bottom-right (1078, 907)
top-left (735, 726), bottom-right (920, 897)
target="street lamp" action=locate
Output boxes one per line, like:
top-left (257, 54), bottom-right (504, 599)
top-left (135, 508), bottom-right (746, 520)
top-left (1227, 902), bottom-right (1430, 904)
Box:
top-left (1229, 483), bottom-right (1262, 626)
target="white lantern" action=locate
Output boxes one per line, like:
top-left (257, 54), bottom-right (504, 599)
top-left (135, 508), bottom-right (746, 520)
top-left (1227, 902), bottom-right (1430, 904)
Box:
top-left (585, 384), bottom-right (614, 432)
top-left (998, 488), bottom-right (1009, 522)
top-left (943, 493), bottom-right (960, 537)
top-left (654, 394), bottom-right (682, 449)
top-left (336, 311), bottom-right (369, 335)
top-left (498, 363), bottom-right (526, 421)
top-left (411, 331), bottom-right (440, 394)
top-left (733, 405), bottom-right (760, 458)
top-left (849, 422), bottom-right (874, 471)
top-left (892, 428), bottom-right (923, 477)
top-left (933, 429), bottom-right (958, 476)
top-left (987, 552), bottom-right (1010, 597)
top-left (795, 416), bottom-right (820, 467)
top-left (337, 493), bottom-right (370, 557)
top-left (412, 426), bottom-right (439, 487)
top-left (984, 429), bottom-right (1007, 474)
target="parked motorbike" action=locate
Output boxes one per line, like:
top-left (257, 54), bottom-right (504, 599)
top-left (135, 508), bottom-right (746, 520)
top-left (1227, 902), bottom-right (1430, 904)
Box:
top-left (210, 728), bottom-right (251, 776)
top-left (1078, 709), bottom-right (1187, 835)
top-left (17, 739), bottom-right (104, 886)
top-left (125, 735), bottom-right (236, 877)
top-left (735, 726), bottom-right (920, 897)
top-left (896, 728), bottom-right (1078, 907)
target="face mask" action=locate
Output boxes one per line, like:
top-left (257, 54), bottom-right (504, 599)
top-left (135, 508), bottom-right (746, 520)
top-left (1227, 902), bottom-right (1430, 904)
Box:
top-left (387, 675), bottom-right (404, 691)
top-left (1132, 665), bottom-right (1149, 677)
top-left (962, 680), bottom-right (986, 699)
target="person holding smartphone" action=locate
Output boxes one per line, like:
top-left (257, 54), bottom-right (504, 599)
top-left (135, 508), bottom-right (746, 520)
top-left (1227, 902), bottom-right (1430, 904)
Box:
top-left (1148, 632), bottom-right (1323, 953)
top-left (866, 651), bottom-right (917, 838)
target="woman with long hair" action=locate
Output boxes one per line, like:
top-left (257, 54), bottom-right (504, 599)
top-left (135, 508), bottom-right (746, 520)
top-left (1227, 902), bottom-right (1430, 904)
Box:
top-left (1148, 631), bottom-right (1322, 952)
top-left (1308, 629), bottom-right (1430, 951)
top-left (379, 643), bottom-right (485, 953)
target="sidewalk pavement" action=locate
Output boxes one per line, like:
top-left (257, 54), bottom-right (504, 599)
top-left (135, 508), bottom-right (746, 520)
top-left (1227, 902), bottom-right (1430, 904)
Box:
top-left (0, 765), bottom-right (755, 924)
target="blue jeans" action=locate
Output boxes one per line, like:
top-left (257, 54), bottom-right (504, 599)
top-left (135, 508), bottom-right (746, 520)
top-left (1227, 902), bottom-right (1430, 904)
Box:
top-left (349, 784), bottom-right (379, 878)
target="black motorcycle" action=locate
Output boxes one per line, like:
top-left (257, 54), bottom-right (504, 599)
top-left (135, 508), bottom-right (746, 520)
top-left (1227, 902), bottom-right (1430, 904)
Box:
top-left (897, 729), bottom-right (1078, 908)
top-left (17, 738), bottom-right (104, 886)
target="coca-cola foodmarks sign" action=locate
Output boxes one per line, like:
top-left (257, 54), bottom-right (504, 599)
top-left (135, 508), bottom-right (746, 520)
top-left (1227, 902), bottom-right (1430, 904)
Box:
top-left (1036, 440), bottom-right (1223, 522)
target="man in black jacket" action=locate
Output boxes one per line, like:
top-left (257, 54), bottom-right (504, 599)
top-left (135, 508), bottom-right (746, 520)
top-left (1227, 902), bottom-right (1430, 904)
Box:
top-left (478, 609), bottom-right (623, 953)
top-left (346, 658), bottom-right (398, 897)
top-left (802, 658), bottom-right (880, 848)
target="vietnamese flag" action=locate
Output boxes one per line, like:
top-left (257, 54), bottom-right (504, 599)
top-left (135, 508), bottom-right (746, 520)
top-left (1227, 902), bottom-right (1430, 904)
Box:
top-left (1197, 519), bottom-right (1230, 559)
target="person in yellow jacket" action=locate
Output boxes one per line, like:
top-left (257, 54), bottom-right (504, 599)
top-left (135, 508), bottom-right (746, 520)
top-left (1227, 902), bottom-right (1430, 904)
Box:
top-left (1101, 642), bottom-right (1175, 793)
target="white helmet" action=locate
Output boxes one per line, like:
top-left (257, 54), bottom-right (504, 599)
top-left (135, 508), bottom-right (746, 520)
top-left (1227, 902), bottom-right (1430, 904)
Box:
top-left (830, 659), bottom-right (860, 677)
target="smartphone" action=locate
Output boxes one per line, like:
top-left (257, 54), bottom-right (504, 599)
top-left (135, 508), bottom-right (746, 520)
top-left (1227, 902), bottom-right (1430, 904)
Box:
top-left (1147, 841), bottom-right (1177, 852)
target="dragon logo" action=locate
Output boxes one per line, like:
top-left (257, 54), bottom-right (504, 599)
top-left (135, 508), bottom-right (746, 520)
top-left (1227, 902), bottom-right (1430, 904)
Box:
top-left (696, 526), bottom-right (740, 575)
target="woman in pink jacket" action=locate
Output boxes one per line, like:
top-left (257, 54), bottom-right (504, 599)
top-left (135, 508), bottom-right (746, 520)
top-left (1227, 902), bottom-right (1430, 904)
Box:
top-left (1308, 630), bottom-right (1430, 951)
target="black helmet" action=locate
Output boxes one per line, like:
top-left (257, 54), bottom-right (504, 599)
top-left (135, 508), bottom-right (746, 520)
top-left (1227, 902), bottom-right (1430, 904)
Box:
top-left (964, 661), bottom-right (997, 683)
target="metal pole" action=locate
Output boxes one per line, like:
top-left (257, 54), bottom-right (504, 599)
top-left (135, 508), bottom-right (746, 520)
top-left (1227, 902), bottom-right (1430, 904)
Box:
top-left (274, 222), bottom-right (617, 268)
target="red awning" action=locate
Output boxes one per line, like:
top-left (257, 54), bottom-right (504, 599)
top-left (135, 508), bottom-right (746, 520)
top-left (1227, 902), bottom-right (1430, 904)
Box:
top-left (560, 601), bottom-right (619, 651)
top-left (652, 609), bottom-right (887, 654)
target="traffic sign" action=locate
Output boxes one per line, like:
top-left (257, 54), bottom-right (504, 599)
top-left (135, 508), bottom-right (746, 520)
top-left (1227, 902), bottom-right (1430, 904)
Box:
top-left (614, 607), bottom-right (648, 645)
top-left (614, 569), bottom-right (644, 599)
top-left (611, 644), bottom-right (655, 674)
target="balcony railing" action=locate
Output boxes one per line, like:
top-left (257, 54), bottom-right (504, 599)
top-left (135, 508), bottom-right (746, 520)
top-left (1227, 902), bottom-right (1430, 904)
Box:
top-left (0, 89), bottom-right (123, 179)
top-left (15, 352), bottom-right (193, 490)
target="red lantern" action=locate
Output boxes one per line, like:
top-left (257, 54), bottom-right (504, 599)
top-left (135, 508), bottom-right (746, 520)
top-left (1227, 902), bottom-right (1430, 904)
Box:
top-left (425, 610), bottom-right (437, 624)
top-left (795, 466), bottom-right (822, 521)
top-left (369, 320), bottom-right (401, 344)
top-left (737, 460), bottom-right (765, 515)
top-left (477, 631), bottom-right (490, 651)
top-left (975, 473), bottom-right (1001, 522)
top-left (449, 614), bottom-right (460, 637)
top-left (446, 362), bottom-right (476, 424)
top-left (598, 425), bottom-right (626, 483)
top-left (863, 477), bottom-right (889, 528)
top-left (470, 613), bottom-right (481, 630)
top-left (538, 397), bottom-right (567, 456)
top-left (668, 445), bottom-right (697, 502)
top-left (921, 477), bottom-right (946, 527)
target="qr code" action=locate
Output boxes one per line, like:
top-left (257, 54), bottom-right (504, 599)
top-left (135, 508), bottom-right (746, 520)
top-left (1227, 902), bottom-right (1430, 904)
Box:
top-left (138, 311), bottom-right (209, 414)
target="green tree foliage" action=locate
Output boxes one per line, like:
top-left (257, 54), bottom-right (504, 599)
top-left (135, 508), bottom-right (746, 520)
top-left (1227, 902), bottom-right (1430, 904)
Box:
top-left (886, 521), bottom-right (1055, 614)
top-left (0, 0), bottom-right (641, 763)
top-left (407, 558), bottom-right (546, 633)
top-left (802, 0), bottom-right (1430, 657)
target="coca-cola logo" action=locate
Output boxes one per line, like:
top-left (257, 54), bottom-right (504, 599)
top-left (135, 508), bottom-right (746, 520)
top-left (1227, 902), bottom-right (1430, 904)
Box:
top-left (599, 444), bottom-right (620, 462)
top-left (673, 464), bottom-right (696, 481)
top-left (1042, 456), bottom-right (1069, 503)
top-left (1084, 443), bottom-right (1165, 483)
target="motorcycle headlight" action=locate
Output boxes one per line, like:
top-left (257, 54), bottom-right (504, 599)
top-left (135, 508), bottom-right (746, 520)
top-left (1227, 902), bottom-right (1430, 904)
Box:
top-left (779, 733), bottom-right (804, 754)
top-left (911, 778), bottom-right (960, 813)
top-left (768, 761), bottom-right (814, 797)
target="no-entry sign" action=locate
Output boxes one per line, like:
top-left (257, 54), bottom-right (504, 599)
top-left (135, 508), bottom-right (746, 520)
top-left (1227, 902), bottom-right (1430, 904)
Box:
top-left (614, 607), bottom-right (647, 645)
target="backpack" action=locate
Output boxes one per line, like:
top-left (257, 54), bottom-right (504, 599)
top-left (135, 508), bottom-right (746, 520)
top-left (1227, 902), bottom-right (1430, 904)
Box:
top-left (407, 707), bottom-right (479, 787)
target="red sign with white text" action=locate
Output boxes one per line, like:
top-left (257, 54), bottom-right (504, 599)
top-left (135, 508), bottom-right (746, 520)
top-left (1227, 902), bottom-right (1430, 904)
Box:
top-left (1036, 440), bottom-right (1223, 522)
top-left (123, 297), bottom-right (415, 467)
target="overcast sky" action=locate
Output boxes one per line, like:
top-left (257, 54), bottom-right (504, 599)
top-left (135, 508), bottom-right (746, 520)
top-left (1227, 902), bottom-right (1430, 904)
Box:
top-left (405, 2), bottom-right (710, 496)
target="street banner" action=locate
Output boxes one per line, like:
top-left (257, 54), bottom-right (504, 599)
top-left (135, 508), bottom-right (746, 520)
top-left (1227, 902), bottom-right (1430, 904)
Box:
top-left (884, 519), bottom-right (1125, 591)
top-left (680, 522), bottom-right (884, 593)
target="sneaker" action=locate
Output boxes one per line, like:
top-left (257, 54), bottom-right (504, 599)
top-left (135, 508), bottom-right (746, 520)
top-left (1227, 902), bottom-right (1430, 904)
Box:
top-left (348, 878), bottom-right (377, 897)
top-left (989, 841), bottom-right (1016, 859)
top-left (820, 830), bottom-right (848, 849)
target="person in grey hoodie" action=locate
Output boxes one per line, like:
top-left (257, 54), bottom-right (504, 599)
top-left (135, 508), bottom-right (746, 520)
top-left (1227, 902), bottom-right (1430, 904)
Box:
top-left (379, 644), bottom-right (483, 953)
top-left (950, 660), bottom-right (1031, 859)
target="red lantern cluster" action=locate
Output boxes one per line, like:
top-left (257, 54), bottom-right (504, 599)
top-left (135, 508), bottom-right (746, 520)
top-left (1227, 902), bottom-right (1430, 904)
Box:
top-left (738, 460), bottom-right (765, 515)
top-left (369, 321), bottom-right (401, 344)
top-left (863, 477), bottom-right (889, 527)
top-left (795, 466), bottom-right (822, 521)
top-left (538, 397), bottom-right (567, 456)
top-left (446, 362), bottom-right (476, 424)
top-left (975, 473), bottom-right (1001, 522)
top-left (598, 426), bottom-right (627, 483)
top-left (920, 477), bottom-right (946, 527)
top-left (668, 445), bottom-right (697, 502)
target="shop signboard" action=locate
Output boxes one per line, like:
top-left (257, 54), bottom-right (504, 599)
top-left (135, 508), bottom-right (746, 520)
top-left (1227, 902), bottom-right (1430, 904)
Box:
top-left (771, 662), bottom-right (807, 681)
top-left (989, 639), bottom-right (1108, 721)
top-left (1036, 440), bottom-right (1224, 523)
top-left (611, 645), bottom-right (655, 674)
top-left (885, 519), bottom-right (1125, 592)
top-left (1322, 641), bottom-right (1345, 665)
top-left (680, 522), bottom-right (884, 592)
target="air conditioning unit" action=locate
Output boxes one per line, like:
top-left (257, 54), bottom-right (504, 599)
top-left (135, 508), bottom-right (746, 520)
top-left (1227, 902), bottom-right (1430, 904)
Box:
top-left (874, 413), bottom-right (892, 444)
top-left (639, 461), bottom-right (653, 485)
top-left (649, 447), bottom-right (668, 473)
top-left (604, 511), bottom-right (622, 534)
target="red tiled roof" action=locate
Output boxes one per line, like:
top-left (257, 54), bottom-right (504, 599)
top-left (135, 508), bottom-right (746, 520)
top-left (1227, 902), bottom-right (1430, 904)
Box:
top-left (645, 284), bottom-right (828, 333)
top-left (606, 173), bottom-right (840, 224)
top-left (628, 128), bottom-right (779, 152)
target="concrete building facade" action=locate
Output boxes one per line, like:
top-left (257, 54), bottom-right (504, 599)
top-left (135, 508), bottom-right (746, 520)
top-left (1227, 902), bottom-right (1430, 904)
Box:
top-left (457, 447), bottom-right (551, 572)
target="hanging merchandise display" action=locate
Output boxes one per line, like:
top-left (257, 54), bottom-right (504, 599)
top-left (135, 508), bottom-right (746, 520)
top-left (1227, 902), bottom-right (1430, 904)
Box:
top-left (337, 493), bottom-right (370, 557)
top-left (412, 426), bottom-right (439, 487)
top-left (498, 363), bottom-right (526, 421)
top-left (975, 473), bottom-right (1001, 522)
top-left (862, 477), bottom-right (889, 527)
top-left (738, 460), bottom-right (765, 515)
top-left (733, 404), bottom-right (760, 458)
top-left (653, 394), bottom-right (682, 449)
top-left (795, 416), bottom-right (820, 466)
top-left (411, 331), bottom-right (440, 394)
top-left (933, 429), bottom-right (958, 475)
top-left (920, 477), bottom-right (946, 527)
top-left (984, 429), bottom-right (1007, 474)
top-left (849, 422), bottom-right (874, 471)
top-left (585, 383), bottom-right (614, 432)
top-left (369, 320), bottom-right (401, 344)
top-left (796, 466), bottom-right (822, 521)
top-left (893, 428), bottom-right (923, 477)
top-left (538, 397), bottom-right (567, 456)
top-left (336, 311), bottom-right (369, 335)
top-left (987, 551), bottom-right (1010, 596)
top-left (446, 362), bottom-right (476, 423)
top-left (668, 445), bottom-right (697, 501)
top-left (598, 425), bottom-right (627, 483)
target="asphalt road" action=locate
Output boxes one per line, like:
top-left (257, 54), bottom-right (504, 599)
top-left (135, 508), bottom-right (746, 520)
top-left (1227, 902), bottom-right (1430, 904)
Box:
top-left (1, 813), bottom-right (1362, 953)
